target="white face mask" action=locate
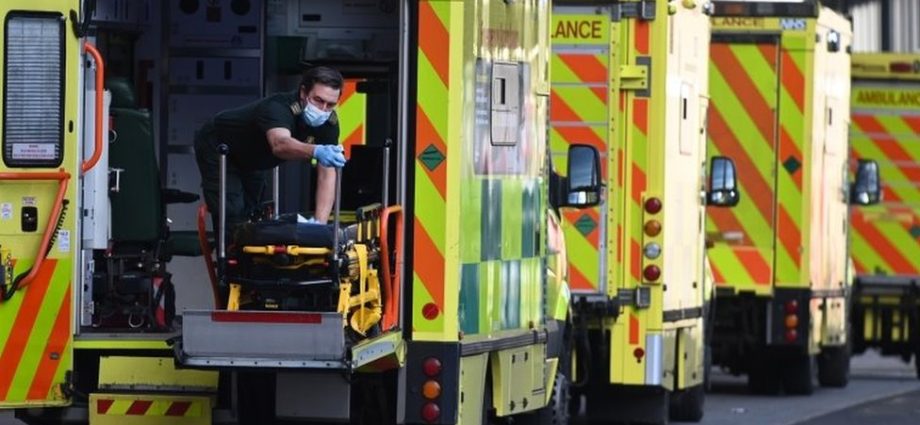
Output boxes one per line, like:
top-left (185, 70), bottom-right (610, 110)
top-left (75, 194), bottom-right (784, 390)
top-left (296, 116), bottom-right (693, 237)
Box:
top-left (302, 100), bottom-right (331, 127)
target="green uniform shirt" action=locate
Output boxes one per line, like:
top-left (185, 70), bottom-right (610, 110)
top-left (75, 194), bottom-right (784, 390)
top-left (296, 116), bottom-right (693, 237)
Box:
top-left (209, 91), bottom-right (339, 171)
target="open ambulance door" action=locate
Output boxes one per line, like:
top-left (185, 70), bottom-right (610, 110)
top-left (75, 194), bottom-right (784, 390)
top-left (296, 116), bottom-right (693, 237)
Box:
top-left (0, 0), bottom-right (88, 407)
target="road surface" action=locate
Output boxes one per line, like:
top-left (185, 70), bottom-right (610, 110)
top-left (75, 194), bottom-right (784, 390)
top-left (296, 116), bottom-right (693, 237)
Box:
top-left (694, 350), bottom-right (920, 425)
top-left (1, 351), bottom-right (917, 424)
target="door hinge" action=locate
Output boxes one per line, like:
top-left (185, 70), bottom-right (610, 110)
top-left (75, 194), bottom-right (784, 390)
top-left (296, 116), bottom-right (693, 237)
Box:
top-left (619, 287), bottom-right (652, 309)
top-left (620, 63), bottom-right (649, 91)
top-left (612, 0), bottom-right (656, 22)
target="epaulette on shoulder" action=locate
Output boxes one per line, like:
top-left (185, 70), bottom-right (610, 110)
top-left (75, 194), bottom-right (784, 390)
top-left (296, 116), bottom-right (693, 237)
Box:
top-left (289, 101), bottom-right (303, 116)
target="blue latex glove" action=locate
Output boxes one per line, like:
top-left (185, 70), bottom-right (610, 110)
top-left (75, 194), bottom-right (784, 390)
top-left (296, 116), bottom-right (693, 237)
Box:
top-left (314, 144), bottom-right (346, 168)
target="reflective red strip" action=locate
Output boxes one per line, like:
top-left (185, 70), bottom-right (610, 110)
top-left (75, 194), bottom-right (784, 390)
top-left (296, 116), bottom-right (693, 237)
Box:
top-left (569, 266), bottom-right (595, 291)
top-left (631, 164), bottom-right (646, 206)
top-left (27, 286), bottom-right (72, 400)
top-left (418, 1), bottom-right (450, 87)
top-left (635, 21), bottom-right (649, 55)
top-left (557, 53), bottom-right (607, 84)
top-left (126, 400), bottom-right (153, 415)
top-left (165, 401), bottom-right (193, 417)
top-left (630, 239), bottom-right (641, 281)
top-left (97, 399), bottom-right (115, 414)
top-left (629, 315), bottom-right (640, 345)
top-left (0, 260), bottom-right (57, 399)
top-left (210, 312), bottom-right (322, 324)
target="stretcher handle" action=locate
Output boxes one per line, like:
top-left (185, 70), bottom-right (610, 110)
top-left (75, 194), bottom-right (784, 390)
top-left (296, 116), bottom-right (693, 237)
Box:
top-left (197, 204), bottom-right (220, 308)
top-left (218, 144), bottom-right (229, 284)
top-left (380, 205), bottom-right (404, 331)
top-left (81, 43), bottom-right (105, 175)
top-left (332, 167), bottom-right (342, 263)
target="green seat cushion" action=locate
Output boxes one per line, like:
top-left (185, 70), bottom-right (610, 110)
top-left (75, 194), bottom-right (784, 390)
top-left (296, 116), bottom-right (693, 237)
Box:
top-left (109, 108), bottom-right (161, 242)
top-left (166, 230), bottom-right (209, 257)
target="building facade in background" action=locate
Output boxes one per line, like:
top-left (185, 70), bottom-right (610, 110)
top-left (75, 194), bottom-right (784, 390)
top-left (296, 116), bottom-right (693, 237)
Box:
top-left (845, 0), bottom-right (920, 52)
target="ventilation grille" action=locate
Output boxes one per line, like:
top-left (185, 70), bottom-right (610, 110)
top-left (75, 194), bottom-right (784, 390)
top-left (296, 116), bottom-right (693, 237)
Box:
top-left (3, 14), bottom-right (63, 167)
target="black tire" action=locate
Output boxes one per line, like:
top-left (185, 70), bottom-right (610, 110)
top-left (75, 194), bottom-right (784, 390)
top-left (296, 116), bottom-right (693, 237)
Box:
top-left (482, 375), bottom-right (493, 425)
top-left (817, 344), bottom-right (850, 387)
top-left (747, 350), bottom-right (781, 395)
top-left (669, 384), bottom-right (705, 422)
top-left (703, 345), bottom-right (713, 392)
top-left (915, 350), bottom-right (920, 381)
top-left (517, 372), bottom-right (570, 425)
top-left (782, 353), bottom-right (815, 395)
top-left (236, 371), bottom-right (275, 425)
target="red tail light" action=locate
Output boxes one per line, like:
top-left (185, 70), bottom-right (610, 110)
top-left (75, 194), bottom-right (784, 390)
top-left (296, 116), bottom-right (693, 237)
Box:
top-left (422, 303), bottom-right (440, 320)
top-left (421, 402), bottom-right (441, 423)
top-left (633, 347), bottom-right (645, 360)
top-left (785, 329), bottom-right (798, 343)
top-left (423, 357), bottom-right (442, 377)
top-left (643, 265), bottom-right (661, 282)
top-left (644, 197), bottom-right (662, 214)
top-left (890, 62), bottom-right (914, 73)
top-left (784, 300), bottom-right (798, 315)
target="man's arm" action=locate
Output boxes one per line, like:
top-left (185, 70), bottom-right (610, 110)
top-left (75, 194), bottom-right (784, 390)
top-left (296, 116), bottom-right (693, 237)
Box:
top-left (314, 165), bottom-right (336, 223)
top-left (266, 127), bottom-right (316, 160)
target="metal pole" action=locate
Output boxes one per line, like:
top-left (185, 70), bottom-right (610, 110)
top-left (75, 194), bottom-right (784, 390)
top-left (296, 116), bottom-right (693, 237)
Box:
top-left (272, 166), bottom-right (280, 218)
top-left (332, 167), bottom-right (342, 260)
top-left (218, 144), bottom-right (229, 269)
top-left (382, 139), bottom-right (391, 207)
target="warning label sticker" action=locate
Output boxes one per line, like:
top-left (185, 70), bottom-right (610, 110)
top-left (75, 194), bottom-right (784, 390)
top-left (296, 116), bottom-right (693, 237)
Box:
top-left (11, 143), bottom-right (56, 161)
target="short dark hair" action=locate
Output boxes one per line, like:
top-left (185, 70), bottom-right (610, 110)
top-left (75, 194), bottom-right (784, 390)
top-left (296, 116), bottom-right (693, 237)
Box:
top-left (300, 66), bottom-right (344, 92)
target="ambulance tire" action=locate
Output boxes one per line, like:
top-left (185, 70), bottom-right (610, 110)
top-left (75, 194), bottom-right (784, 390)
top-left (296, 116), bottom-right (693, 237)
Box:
top-left (747, 352), bottom-right (781, 395)
top-left (915, 349), bottom-right (920, 381)
top-left (517, 371), bottom-right (570, 425)
top-left (669, 384), bottom-right (705, 422)
top-left (236, 371), bottom-right (276, 425)
top-left (703, 345), bottom-right (713, 391)
top-left (782, 353), bottom-right (815, 395)
top-left (482, 374), bottom-right (494, 425)
top-left (817, 345), bottom-right (850, 388)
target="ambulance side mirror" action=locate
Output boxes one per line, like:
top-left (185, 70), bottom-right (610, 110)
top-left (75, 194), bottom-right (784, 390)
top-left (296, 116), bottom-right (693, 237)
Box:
top-left (850, 159), bottom-right (881, 206)
top-left (707, 156), bottom-right (740, 207)
top-left (564, 144), bottom-right (603, 208)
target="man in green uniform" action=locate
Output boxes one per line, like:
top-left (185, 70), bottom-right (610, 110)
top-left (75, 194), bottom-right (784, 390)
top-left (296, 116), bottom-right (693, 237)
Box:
top-left (194, 66), bottom-right (347, 229)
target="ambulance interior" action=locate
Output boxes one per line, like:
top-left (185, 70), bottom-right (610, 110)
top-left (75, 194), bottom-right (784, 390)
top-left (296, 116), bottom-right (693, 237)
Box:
top-left (81, 0), bottom-right (404, 333)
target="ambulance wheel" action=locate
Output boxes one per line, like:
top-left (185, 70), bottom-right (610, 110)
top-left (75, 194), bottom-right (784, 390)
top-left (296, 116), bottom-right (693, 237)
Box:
top-left (703, 345), bottom-right (713, 391)
top-left (482, 374), bottom-right (494, 425)
top-left (782, 353), bottom-right (815, 395)
top-left (669, 384), bottom-right (705, 422)
top-left (747, 350), bottom-right (781, 395)
top-left (915, 349), bottom-right (920, 380)
top-left (817, 344), bottom-right (850, 388)
top-left (236, 371), bottom-right (276, 424)
top-left (517, 371), bottom-right (570, 425)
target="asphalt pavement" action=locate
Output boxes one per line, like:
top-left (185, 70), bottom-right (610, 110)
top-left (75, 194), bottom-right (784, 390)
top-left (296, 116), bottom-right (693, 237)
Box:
top-left (797, 389), bottom-right (920, 425)
top-left (696, 350), bottom-right (920, 425)
top-left (1, 351), bottom-right (917, 424)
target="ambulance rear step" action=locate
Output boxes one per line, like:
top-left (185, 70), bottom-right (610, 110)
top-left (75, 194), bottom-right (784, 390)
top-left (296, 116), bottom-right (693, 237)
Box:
top-left (177, 310), bottom-right (347, 369)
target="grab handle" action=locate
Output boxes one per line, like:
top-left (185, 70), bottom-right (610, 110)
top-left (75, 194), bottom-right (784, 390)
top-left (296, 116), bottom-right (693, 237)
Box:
top-left (81, 43), bottom-right (105, 175)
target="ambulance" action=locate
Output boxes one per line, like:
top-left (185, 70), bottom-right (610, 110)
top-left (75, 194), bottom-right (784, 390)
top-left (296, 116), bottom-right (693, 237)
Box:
top-left (0, 1), bottom-right (596, 424)
top-left (551, 1), bottom-right (722, 422)
top-left (848, 53), bottom-right (920, 379)
top-left (705, 0), bottom-right (877, 394)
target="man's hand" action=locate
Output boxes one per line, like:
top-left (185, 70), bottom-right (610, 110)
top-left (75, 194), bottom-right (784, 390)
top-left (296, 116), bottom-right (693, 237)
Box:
top-left (314, 145), bottom-right (346, 168)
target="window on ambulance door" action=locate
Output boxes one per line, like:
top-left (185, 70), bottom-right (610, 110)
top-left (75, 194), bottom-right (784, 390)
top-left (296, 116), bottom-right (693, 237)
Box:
top-left (491, 62), bottom-right (521, 146)
top-left (2, 13), bottom-right (65, 168)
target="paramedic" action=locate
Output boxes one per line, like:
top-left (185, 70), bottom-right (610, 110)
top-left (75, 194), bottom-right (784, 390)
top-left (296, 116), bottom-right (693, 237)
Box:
top-left (194, 66), bottom-right (347, 229)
